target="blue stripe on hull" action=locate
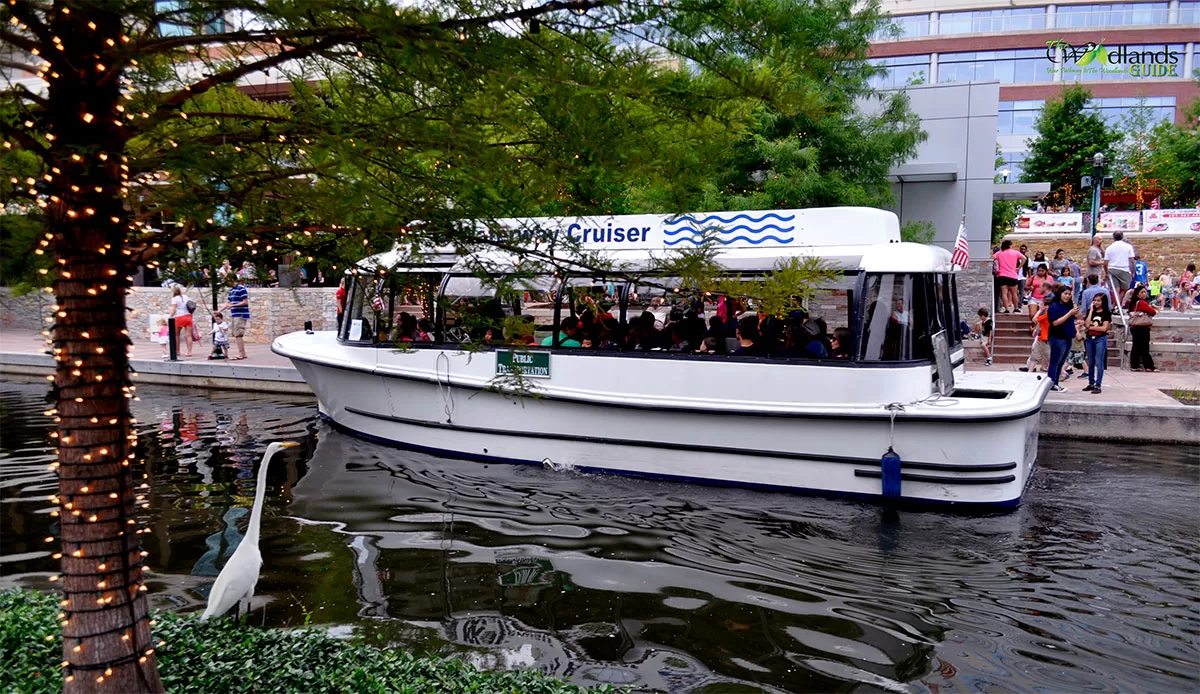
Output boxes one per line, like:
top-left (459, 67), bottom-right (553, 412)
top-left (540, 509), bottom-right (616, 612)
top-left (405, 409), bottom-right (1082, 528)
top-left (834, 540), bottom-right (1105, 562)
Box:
top-left (318, 414), bottom-right (1025, 513)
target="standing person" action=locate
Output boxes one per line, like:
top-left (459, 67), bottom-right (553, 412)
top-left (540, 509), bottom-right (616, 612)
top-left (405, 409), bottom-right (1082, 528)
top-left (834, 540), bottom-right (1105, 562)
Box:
top-left (1016, 244), bottom-right (1030, 307)
top-left (1048, 249), bottom-right (1069, 277)
top-left (1086, 235), bottom-right (1105, 285)
top-left (1046, 286), bottom-right (1079, 392)
top-left (1078, 274), bottom-right (1106, 311)
top-left (1082, 294), bottom-right (1112, 394)
top-left (170, 285), bottom-right (195, 358)
top-left (1026, 265), bottom-right (1050, 317)
top-left (972, 308), bottom-right (993, 366)
top-left (220, 276), bottom-right (250, 361)
top-left (1158, 268), bottom-right (1176, 310)
top-left (1126, 285), bottom-right (1158, 371)
top-left (1019, 296), bottom-right (1051, 373)
top-left (208, 311), bottom-right (230, 360)
top-left (335, 277), bottom-right (347, 333)
top-left (1104, 231), bottom-right (1136, 295)
top-left (1028, 250), bottom-right (1049, 276)
top-left (1132, 254), bottom-right (1149, 289)
top-left (992, 240), bottom-right (1023, 313)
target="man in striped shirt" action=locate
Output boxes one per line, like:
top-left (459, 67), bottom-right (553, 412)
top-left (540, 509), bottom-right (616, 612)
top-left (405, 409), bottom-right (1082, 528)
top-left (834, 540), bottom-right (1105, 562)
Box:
top-left (220, 278), bottom-right (251, 360)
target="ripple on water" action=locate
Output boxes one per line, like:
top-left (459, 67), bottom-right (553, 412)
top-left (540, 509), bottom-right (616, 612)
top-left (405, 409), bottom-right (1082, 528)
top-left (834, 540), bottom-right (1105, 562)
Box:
top-left (1, 381), bottom-right (1198, 692)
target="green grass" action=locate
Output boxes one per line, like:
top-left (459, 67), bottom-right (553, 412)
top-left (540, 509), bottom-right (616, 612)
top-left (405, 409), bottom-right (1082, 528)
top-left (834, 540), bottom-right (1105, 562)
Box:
top-left (0, 589), bottom-right (608, 693)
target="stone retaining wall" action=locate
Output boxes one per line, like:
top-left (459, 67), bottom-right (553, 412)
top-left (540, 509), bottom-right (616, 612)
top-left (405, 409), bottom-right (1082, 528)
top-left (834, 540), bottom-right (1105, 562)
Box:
top-left (0, 286), bottom-right (337, 344)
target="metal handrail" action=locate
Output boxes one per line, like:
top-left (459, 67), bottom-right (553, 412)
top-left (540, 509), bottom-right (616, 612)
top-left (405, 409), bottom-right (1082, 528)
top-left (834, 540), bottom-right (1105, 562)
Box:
top-left (1106, 274), bottom-right (1128, 371)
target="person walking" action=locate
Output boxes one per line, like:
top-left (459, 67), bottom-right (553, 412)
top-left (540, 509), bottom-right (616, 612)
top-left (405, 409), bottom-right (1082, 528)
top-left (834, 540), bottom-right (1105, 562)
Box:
top-left (992, 240), bottom-right (1024, 313)
top-left (220, 276), bottom-right (250, 360)
top-left (1086, 235), bottom-right (1105, 285)
top-left (335, 277), bottom-right (347, 333)
top-left (1046, 286), bottom-right (1079, 392)
top-left (1104, 231), bottom-right (1136, 295)
top-left (170, 285), bottom-right (195, 357)
top-left (1016, 244), bottom-right (1030, 307)
top-left (1019, 298), bottom-right (1050, 373)
top-left (1082, 293), bottom-right (1112, 394)
top-left (1126, 285), bottom-right (1157, 371)
top-left (1048, 249), bottom-right (1069, 277)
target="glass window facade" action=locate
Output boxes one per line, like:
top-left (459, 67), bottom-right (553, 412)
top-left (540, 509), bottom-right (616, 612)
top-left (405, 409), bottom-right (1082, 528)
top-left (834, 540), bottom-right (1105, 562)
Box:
top-left (868, 55), bottom-right (930, 89)
top-left (998, 97), bottom-right (1175, 153)
top-left (1180, 2), bottom-right (1200, 24)
top-left (995, 153), bottom-right (1028, 181)
top-left (938, 49), bottom-right (1055, 84)
top-left (939, 7), bottom-right (1047, 34)
top-left (873, 13), bottom-right (932, 39)
top-left (1055, 3), bottom-right (1170, 27)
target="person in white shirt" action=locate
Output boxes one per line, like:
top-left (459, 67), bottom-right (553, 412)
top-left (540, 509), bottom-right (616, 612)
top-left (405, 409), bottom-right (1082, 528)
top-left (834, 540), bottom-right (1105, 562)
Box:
top-left (1104, 231), bottom-right (1136, 294)
top-left (170, 285), bottom-right (195, 357)
top-left (208, 311), bottom-right (230, 359)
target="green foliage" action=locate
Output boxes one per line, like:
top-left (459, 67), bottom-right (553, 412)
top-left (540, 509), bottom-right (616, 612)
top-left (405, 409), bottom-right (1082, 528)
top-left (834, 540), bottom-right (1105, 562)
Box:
top-left (1145, 98), bottom-right (1200, 208)
top-left (1111, 97), bottom-right (1159, 208)
top-left (900, 219), bottom-right (936, 244)
top-left (991, 199), bottom-right (1022, 245)
top-left (1021, 85), bottom-right (1119, 208)
top-left (0, 589), bottom-right (606, 694)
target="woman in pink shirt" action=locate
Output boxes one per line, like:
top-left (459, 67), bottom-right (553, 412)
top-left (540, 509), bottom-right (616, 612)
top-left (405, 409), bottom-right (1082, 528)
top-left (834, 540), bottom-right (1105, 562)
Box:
top-left (993, 240), bottom-right (1024, 313)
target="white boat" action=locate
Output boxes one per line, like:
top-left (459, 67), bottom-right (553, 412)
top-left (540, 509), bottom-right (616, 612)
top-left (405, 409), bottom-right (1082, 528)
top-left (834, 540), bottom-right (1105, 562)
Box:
top-left (274, 207), bottom-right (1050, 508)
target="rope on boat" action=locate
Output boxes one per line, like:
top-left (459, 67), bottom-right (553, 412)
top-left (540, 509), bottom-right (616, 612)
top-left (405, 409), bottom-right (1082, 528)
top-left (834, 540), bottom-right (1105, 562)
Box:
top-left (436, 351), bottom-right (455, 422)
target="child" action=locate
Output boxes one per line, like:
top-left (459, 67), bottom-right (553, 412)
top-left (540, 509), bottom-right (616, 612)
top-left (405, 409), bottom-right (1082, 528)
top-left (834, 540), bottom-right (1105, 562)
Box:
top-left (972, 307), bottom-right (993, 366)
top-left (1058, 266), bottom-right (1075, 303)
top-left (152, 318), bottom-right (170, 358)
top-left (208, 312), bottom-right (230, 360)
top-left (1020, 295), bottom-right (1051, 373)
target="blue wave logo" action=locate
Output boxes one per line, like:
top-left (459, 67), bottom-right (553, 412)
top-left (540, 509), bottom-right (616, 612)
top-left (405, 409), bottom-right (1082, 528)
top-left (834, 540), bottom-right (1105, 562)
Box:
top-left (665, 235), bottom-right (794, 246)
top-left (662, 211), bottom-right (795, 246)
top-left (664, 212), bottom-right (796, 225)
top-left (663, 223), bottom-right (793, 236)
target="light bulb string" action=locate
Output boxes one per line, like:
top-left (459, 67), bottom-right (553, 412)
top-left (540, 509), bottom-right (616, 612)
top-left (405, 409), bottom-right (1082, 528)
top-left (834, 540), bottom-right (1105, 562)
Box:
top-left (63, 616), bottom-right (151, 641)
top-left (63, 647), bottom-right (156, 673)
top-left (52, 534), bottom-right (144, 547)
top-left (56, 560), bottom-right (146, 580)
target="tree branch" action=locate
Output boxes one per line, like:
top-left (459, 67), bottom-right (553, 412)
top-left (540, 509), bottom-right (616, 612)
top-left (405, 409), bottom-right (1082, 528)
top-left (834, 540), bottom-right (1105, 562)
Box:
top-left (0, 27), bottom-right (41, 54)
top-left (0, 117), bottom-right (47, 154)
top-left (1, 81), bottom-right (49, 108)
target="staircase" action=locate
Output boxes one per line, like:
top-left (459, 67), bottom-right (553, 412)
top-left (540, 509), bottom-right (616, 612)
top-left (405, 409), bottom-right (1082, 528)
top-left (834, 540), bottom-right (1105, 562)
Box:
top-left (988, 310), bottom-right (1119, 366)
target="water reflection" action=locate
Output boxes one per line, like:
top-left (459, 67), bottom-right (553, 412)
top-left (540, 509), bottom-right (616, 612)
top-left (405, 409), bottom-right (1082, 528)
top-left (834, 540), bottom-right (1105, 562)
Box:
top-left (1, 380), bottom-right (1198, 692)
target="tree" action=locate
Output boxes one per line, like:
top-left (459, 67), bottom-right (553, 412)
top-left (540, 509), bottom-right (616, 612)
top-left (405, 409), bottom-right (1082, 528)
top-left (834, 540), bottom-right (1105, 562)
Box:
top-left (991, 147), bottom-right (1021, 244)
top-left (1112, 97), bottom-right (1159, 209)
top-left (1020, 84), bottom-right (1118, 209)
top-left (1146, 98), bottom-right (1200, 208)
top-left (1, 1), bottom-right (898, 691)
top-left (900, 219), bottom-right (935, 244)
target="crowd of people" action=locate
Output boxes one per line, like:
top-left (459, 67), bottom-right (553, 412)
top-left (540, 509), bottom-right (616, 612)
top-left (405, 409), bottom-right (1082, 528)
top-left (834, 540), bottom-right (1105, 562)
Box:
top-left (381, 298), bottom-right (853, 360)
top-left (983, 231), bottom-right (1196, 393)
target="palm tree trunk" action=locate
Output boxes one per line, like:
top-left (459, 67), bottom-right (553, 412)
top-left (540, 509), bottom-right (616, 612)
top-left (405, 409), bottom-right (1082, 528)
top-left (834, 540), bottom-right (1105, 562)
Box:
top-left (46, 5), bottom-right (163, 692)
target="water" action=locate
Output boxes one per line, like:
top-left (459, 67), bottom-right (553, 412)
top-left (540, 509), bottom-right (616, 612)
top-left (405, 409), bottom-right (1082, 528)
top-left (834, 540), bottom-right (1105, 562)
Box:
top-left (2, 380), bottom-right (1198, 692)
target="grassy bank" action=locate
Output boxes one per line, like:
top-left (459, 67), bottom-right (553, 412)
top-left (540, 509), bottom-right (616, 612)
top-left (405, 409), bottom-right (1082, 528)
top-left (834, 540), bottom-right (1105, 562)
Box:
top-left (0, 589), bottom-right (606, 693)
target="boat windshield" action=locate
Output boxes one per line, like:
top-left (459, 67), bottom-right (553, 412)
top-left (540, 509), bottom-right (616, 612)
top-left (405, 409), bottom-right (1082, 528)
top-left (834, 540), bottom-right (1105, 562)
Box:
top-left (857, 273), bottom-right (961, 362)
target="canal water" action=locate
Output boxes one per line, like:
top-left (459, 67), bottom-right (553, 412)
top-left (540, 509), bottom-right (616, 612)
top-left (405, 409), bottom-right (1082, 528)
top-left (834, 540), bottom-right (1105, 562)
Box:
top-left (1, 380), bottom-right (1197, 692)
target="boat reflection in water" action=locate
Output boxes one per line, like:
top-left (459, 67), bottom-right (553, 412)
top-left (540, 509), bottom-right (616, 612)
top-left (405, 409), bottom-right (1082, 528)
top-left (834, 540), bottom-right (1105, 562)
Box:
top-left (289, 426), bottom-right (945, 692)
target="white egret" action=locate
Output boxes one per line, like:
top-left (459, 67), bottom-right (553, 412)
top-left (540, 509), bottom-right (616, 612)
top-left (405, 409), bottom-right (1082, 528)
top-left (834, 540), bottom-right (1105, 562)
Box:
top-left (201, 441), bottom-right (300, 620)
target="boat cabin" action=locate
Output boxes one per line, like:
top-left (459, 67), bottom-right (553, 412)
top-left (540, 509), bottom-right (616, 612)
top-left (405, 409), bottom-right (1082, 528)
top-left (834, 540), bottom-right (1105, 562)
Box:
top-left (337, 207), bottom-right (964, 369)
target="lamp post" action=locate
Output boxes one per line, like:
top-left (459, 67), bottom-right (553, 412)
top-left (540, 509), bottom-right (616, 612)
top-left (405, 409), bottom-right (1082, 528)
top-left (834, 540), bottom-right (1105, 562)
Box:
top-left (1000, 168), bottom-right (1011, 183)
top-left (1090, 152), bottom-right (1105, 238)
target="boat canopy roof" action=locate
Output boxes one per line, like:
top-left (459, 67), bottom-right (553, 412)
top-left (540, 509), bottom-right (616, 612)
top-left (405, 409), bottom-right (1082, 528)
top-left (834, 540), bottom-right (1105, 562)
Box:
top-left (357, 207), bottom-right (956, 275)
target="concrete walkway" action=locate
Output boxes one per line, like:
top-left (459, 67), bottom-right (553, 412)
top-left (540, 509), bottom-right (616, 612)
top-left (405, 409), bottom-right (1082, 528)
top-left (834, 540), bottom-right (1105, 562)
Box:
top-left (2, 329), bottom-right (1197, 442)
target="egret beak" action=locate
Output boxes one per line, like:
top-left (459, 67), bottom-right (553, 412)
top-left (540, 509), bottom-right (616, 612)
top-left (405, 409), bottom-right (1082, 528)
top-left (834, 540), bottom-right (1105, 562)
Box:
top-left (278, 441), bottom-right (300, 449)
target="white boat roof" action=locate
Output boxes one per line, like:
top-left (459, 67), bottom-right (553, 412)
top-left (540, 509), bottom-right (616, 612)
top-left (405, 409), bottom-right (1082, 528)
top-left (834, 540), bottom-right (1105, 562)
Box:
top-left (357, 207), bottom-right (956, 275)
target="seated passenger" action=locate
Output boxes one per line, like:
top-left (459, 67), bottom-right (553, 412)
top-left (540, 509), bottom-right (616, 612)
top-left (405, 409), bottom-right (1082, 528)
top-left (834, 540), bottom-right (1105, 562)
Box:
top-left (784, 322), bottom-right (827, 358)
top-left (540, 318), bottom-right (582, 347)
top-left (416, 318), bottom-right (434, 342)
top-left (831, 327), bottom-right (852, 359)
top-left (627, 311), bottom-right (660, 351)
top-left (734, 315), bottom-right (763, 356)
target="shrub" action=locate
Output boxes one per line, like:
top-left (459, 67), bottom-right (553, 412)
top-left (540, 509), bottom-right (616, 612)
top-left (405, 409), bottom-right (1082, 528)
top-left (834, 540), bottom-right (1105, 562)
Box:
top-left (0, 589), bottom-right (607, 693)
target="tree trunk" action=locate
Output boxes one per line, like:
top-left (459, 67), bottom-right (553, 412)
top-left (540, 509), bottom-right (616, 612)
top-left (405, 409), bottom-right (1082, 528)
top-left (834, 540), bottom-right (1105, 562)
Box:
top-left (46, 5), bottom-right (164, 692)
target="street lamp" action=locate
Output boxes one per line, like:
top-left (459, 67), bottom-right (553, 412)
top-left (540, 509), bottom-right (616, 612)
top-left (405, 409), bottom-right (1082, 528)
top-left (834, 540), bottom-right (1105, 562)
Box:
top-left (1000, 168), bottom-right (1011, 183)
top-left (1090, 152), bottom-right (1106, 238)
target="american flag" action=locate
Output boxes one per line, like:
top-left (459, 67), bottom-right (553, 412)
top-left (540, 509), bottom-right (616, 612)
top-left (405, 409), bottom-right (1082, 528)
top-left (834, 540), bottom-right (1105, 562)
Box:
top-left (371, 295), bottom-right (384, 312)
top-left (951, 217), bottom-right (970, 268)
top-left (1150, 196), bottom-right (1161, 209)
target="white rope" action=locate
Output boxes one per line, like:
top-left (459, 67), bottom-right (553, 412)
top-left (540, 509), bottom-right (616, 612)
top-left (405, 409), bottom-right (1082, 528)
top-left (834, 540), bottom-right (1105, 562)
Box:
top-left (436, 351), bottom-right (454, 422)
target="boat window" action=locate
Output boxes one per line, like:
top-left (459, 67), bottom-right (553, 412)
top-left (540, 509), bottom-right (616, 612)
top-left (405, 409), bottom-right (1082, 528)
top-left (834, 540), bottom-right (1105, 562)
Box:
top-left (858, 274), bottom-right (913, 361)
top-left (943, 273), bottom-right (963, 347)
top-left (339, 275), bottom-right (384, 344)
top-left (552, 276), bottom-right (624, 349)
top-left (439, 274), bottom-right (556, 346)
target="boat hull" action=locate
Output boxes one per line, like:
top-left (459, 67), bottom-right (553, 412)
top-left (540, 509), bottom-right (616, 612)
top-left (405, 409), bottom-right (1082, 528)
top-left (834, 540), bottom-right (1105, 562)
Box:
top-left (277, 332), bottom-right (1048, 509)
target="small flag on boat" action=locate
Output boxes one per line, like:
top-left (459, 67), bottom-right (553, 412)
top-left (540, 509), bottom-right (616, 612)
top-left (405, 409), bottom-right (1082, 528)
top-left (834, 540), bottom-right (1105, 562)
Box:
top-left (371, 295), bottom-right (384, 312)
top-left (1150, 196), bottom-right (1160, 209)
top-left (951, 217), bottom-right (970, 268)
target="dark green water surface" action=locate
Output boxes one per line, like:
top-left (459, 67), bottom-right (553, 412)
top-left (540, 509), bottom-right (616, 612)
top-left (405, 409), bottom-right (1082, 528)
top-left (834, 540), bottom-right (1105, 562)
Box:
top-left (1, 380), bottom-right (1197, 692)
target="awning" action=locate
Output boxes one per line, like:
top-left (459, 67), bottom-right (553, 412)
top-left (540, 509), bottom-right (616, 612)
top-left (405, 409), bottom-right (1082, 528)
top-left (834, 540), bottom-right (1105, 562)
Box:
top-left (887, 162), bottom-right (959, 183)
top-left (993, 182), bottom-right (1050, 200)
